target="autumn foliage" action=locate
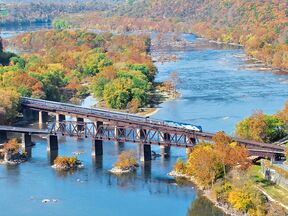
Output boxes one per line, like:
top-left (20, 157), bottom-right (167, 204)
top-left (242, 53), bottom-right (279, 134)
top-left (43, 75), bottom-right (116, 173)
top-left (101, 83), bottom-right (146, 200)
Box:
top-left (54, 156), bottom-right (78, 169)
top-left (114, 150), bottom-right (138, 170)
top-left (175, 132), bottom-right (250, 187)
top-left (0, 29), bottom-right (156, 113)
top-left (3, 138), bottom-right (20, 154)
top-left (64, 0), bottom-right (288, 72)
top-left (235, 107), bottom-right (288, 143)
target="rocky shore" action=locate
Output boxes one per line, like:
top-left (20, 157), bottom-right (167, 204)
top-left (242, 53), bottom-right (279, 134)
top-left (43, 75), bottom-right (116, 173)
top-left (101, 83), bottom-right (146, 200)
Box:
top-left (52, 159), bottom-right (83, 170)
top-left (0, 152), bottom-right (27, 165)
top-left (168, 170), bottom-right (245, 216)
top-left (109, 165), bottom-right (138, 175)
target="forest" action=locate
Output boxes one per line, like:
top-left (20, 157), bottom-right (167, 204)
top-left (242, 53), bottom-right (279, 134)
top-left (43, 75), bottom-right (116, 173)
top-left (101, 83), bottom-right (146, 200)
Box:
top-left (0, 29), bottom-right (156, 124)
top-left (60, 0), bottom-right (288, 72)
top-left (0, 1), bottom-right (116, 26)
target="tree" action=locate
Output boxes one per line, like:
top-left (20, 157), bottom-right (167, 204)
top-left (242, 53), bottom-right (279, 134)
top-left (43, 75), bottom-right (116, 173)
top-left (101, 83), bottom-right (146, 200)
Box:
top-left (114, 149), bottom-right (138, 169)
top-left (186, 143), bottom-right (223, 187)
top-left (235, 111), bottom-right (286, 143)
top-left (0, 89), bottom-right (20, 124)
top-left (212, 131), bottom-right (232, 178)
top-left (174, 158), bottom-right (186, 174)
top-left (83, 52), bottom-right (112, 76)
top-left (53, 19), bottom-right (70, 31)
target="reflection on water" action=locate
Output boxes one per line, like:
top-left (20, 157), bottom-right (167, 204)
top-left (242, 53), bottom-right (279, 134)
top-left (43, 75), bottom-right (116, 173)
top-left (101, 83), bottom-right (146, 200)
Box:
top-left (188, 196), bottom-right (226, 216)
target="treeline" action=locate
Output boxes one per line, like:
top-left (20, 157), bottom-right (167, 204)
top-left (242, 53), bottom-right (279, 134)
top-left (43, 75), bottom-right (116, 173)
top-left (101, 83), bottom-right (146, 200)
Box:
top-left (0, 1), bottom-right (115, 26)
top-left (0, 29), bottom-right (156, 123)
top-left (62, 0), bottom-right (288, 72)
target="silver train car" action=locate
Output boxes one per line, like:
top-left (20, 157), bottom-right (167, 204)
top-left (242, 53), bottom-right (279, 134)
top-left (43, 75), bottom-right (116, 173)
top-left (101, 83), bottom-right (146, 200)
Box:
top-left (164, 120), bottom-right (202, 132)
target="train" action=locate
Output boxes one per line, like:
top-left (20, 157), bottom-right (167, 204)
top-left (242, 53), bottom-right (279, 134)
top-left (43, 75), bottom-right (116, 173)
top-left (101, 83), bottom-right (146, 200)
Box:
top-left (164, 120), bottom-right (202, 132)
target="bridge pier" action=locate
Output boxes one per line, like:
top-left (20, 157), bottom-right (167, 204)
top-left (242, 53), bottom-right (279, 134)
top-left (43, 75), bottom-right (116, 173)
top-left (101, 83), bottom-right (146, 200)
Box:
top-left (39, 111), bottom-right (49, 125)
top-left (143, 144), bottom-right (152, 161)
top-left (22, 133), bottom-right (33, 148)
top-left (0, 131), bottom-right (7, 143)
top-left (47, 135), bottom-right (58, 151)
top-left (47, 150), bottom-right (58, 165)
top-left (94, 121), bottom-right (103, 135)
top-left (160, 133), bottom-right (171, 157)
top-left (56, 113), bottom-right (66, 122)
top-left (23, 108), bottom-right (37, 121)
top-left (92, 139), bottom-right (103, 156)
top-left (76, 117), bottom-right (84, 131)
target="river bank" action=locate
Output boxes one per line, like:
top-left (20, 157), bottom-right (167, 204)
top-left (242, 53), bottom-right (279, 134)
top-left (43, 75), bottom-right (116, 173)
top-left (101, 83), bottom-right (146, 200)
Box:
top-left (168, 171), bottom-right (240, 216)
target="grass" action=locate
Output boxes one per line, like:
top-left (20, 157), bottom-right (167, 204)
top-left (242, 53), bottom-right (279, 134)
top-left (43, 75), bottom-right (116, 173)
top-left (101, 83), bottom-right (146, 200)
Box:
top-left (249, 164), bottom-right (288, 207)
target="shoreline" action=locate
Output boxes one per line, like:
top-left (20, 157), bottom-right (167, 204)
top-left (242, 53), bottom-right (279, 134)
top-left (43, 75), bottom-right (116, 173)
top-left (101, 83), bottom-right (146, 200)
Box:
top-left (169, 171), bottom-right (246, 216)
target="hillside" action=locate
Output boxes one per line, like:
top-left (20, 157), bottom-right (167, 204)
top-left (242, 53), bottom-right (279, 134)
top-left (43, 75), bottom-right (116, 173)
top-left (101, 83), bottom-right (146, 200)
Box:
top-left (0, 1), bottom-right (118, 26)
top-left (64, 0), bottom-right (288, 72)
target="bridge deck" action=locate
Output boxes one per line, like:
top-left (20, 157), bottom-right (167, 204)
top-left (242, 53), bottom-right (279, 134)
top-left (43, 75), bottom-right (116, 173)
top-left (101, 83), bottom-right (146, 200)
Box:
top-left (0, 126), bottom-right (49, 135)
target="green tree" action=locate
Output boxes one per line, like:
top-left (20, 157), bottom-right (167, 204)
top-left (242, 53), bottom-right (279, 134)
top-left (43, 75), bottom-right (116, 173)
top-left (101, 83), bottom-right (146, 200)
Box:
top-left (83, 52), bottom-right (112, 76)
top-left (235, 111), bottom-right (287, 143)
top-left (53, 19), bottom-right (70, 31)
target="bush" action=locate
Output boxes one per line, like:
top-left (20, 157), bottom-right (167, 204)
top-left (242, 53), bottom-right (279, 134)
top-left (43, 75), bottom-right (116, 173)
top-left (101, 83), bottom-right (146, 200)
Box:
top-left (3, 139), bottom-right (20, 154)
top-left (174, 158), bottom-right (186, 174)
top-left (54, 156), bottom-right (78, 169)
top-left (114, 150), bottom-right (138, 169)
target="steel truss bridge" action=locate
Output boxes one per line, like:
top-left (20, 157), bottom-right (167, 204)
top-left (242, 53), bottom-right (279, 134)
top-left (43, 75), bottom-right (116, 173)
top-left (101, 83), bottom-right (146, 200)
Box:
top-left (7, 97), bottom-right (284, 160)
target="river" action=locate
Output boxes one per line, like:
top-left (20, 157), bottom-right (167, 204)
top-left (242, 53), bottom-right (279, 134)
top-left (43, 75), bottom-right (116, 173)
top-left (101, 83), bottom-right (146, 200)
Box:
top-left (0, 23), bottom-right (287, 216)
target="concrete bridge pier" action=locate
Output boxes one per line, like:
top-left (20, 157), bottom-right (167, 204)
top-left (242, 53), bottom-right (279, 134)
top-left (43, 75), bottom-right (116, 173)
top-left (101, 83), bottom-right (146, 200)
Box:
top-left (115, 127), bottom-right (125, 149)
top-left (56, 114), bottom-right (66, 131)
top-left (47, 135), bottom-right (58, 151)
top-left (0, 131), bottom-right (7, 143)
top-left (143, 144), bottom-right (152, 161)
top-left (23, 108), bottom-right (37, 121)
top-left (92, 155), bottom-right (103, 169)
top-left (92, 121), bottom-right (104, 137)
top-left (47, 150), bottom-right (58, 165)
top-left (56, 113), bottom-right (66, 122)
top-left (160, 133), bottom-right (171, 157)
top-left (24, 146), bottom-right (32, 158)
top-left (39, 111), bottom-right (49, 125)
top-left (92, 139), bottom-right (103, 156)
top-left (22, 133), bottom-right (33, 148)
top-left (76, 117), bottom-right (84, 131)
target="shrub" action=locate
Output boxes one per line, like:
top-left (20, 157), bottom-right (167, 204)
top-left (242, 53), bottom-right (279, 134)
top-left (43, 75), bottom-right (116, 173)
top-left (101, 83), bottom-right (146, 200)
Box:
top-left (174, 158), bottom-right (186, 174)
top-left (54, 156), bottom-right (78, 168)
top-left (3, 139), bottom-right (20, 154)
top-left (114, 150), bottom-right (138, 169)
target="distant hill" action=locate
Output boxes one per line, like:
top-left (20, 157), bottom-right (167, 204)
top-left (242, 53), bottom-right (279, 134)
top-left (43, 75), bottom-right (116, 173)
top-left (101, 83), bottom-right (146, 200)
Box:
top-left (0, 1), bottom-right (122, 26)
top-left (97, 0), bottom-right (288, 71)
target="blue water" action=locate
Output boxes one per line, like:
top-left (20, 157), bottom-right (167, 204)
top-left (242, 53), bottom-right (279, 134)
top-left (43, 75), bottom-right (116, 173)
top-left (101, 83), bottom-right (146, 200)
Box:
top-left (0, 25), bottom-right (287, 216)
top-left (153, 34), bottom-right (288, 134)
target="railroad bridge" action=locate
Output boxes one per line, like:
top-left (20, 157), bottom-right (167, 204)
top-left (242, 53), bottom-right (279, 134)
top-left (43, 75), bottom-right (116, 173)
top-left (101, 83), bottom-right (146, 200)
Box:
top-left (0, 97), bottom-right (285, 162)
